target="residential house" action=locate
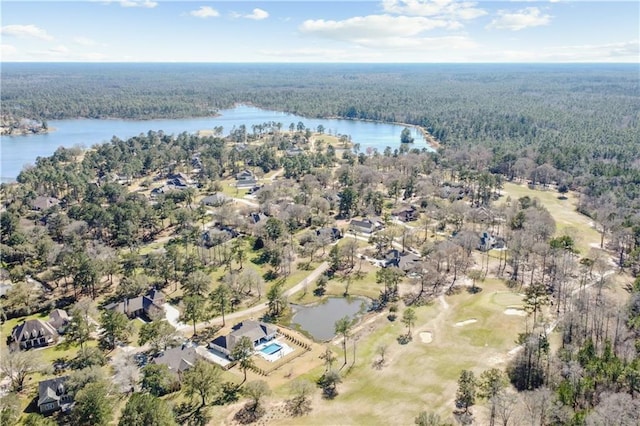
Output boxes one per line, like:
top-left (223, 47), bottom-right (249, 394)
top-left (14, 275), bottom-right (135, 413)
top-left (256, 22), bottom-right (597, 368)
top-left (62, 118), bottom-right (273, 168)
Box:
top-left (316, 227), bottom-right (342, 242)
top-left (236, 170), bottom-right (257, 188)
top-left (167, 172), bottom-right (193, 185)
top-left (349, 218), bottom-right (383, 234)
top-left (104, 288), bottom-right (165, 320)
top-left (48, 309), bottom-right (70, 334)
top-left (478, 231), bottom-right (505, 251)
top-left (150, 186), bottom-right (168, 199)
top-left (209, 320), bottom-right (278, 359)
top-left (248, 212), bottom-right (268, 225)
top-left (152, 344), bottom-right (200, 376)
top-left (392, 205), bottom-right (419, 222)
top-left (10, 319), bottom-right (59, 350)
top-left (31, 196), bottom-right (60, 211)
top-left (200, 193), bottom-right (230, 207)
top-left (38, 376), bottom-right (73, 414)
top-left (384, 249), bottom-right (421, 274)
top-left (202, 226), bottom-right (238, 247)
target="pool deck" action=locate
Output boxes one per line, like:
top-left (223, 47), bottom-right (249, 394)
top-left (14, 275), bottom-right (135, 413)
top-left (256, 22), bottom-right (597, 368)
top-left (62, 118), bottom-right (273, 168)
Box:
top-left (255, 338), bottom-right (294, 362)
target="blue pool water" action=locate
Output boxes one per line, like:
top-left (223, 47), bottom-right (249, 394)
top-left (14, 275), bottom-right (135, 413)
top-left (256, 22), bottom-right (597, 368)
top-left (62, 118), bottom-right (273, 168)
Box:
top-left (260, 343), bottom-right (282, 355)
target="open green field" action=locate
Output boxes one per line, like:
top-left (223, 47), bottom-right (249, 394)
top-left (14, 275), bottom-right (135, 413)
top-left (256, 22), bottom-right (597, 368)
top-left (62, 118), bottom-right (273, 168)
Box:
top-left (266, 279), bottom-right (525, 425)
top-left (501, 182), bottom-right (601, 254)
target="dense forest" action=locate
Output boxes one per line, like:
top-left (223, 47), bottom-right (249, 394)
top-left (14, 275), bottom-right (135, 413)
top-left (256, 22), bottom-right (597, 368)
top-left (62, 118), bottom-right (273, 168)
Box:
top-left (3, 63), bottom-right (639, 208)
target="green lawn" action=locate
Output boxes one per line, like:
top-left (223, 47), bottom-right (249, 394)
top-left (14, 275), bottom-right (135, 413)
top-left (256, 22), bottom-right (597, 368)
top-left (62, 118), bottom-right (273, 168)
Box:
top-left (272, 278), bottom-right (525, 425)
top-left (501, 182), bottom-right (601, 255)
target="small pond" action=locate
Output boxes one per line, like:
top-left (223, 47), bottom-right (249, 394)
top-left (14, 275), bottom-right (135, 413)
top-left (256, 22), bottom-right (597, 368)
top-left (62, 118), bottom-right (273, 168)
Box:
top-left (291, 297), bottom-right (369, 341)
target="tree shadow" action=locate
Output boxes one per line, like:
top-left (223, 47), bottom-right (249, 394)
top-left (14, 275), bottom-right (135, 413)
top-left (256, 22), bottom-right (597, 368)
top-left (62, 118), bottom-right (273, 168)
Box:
top-left (174, 403), bottom-right (211, 426)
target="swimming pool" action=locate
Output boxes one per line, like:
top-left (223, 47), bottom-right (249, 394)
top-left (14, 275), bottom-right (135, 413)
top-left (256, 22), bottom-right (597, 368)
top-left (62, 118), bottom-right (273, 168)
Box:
top-left (260, 342), bottom-right (282, 355)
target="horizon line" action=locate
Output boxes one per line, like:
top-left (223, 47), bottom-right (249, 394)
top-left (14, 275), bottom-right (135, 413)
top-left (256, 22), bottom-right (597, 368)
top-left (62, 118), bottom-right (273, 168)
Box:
top-left (3, 61), bottom-right (639, 65)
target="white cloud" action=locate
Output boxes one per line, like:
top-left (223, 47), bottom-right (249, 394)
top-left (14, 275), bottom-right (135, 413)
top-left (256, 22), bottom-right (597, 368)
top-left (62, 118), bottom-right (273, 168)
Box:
top-left (1, 44), bottom-right (17, 57)
top-left (246, 8), bottom-right (269, 20)
top-left (487, 7), bottom-right (552, 31)
top-left (82, 52), bottom-right (108, 61)
top-left (74, 36), bottom-right (97, 46)
top-left (260, 47), bottom-right (382, 62)
top-left (480, 40), bottom-right (639, 62)
top-left (261, 48), bottom-right (351, 58)
top-left (300, 14), bottom-right (461, 42)
top-left (190, 6), bottom-right (220, 18)
top-left (231, 8), bottom-right (270, 20)
top-left (356, 35), bottom-right (477, 50)
top-left (49, 45), bottom-right (70, 54)
top-left (119, 0), bottom-right (157, 8)
top-left (1, 24), bottom-right (53, 41)
top-left (382, 0), bottom-right (487, 20)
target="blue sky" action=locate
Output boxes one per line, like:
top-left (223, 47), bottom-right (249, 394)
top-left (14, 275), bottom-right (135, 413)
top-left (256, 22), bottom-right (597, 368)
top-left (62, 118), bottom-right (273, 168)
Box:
top-left (1, 1), bottom-right (638, 62)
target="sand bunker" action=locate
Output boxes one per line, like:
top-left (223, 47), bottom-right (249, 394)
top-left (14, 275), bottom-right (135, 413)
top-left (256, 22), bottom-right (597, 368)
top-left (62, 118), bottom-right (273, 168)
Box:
top-left (504, 307), bottom-right (527, 316)
top-left (419, 332), bottom-right (433, 344)
top-left (454, 319), bottom-right (477, 327)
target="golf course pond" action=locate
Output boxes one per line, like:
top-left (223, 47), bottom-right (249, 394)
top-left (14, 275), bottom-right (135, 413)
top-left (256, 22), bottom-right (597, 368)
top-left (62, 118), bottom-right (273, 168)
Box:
top-left (290, 296), bottom-right (370, 342)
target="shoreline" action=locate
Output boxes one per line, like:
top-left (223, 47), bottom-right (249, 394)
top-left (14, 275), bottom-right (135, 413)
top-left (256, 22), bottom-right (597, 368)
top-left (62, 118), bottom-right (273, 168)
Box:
top-left (320, 114), bottom-right (441, 151)
top-left (1, 126), bottom-right (56, 137)
top-left (233, 102), bottom-right (442, 151)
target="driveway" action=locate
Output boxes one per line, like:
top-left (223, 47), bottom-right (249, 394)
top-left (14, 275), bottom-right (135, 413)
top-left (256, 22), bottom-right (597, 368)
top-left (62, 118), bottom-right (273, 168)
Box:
top-left (163, 303), bottom-right (189, 331)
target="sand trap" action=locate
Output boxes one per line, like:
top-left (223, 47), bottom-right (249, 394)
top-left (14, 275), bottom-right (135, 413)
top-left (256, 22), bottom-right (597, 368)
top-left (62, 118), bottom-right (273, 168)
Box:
top-left (454, 319), bottom-right (477, 327)
top-left (419, 332), bottom-right (433, 344)
top-left (504, 308), bottom-right (527, 316)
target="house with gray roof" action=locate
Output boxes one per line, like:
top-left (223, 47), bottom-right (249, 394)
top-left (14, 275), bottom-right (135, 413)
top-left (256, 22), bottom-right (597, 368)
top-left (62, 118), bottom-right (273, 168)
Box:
top-left (49, 309), bottom-right (70, 333)
top-left (349, 218), bottom-right (383, 234)
top-left (10, 319), bottom-right (59, 350)
top-left (236, 170), bottom-right (258, 188)
top-left (38, 376), bottom-right (73, 414)
top-left (209, 320), bottom-right (278, 359)
top-left (152, 344), bottom-right (200, 376)
top-left (200, 193), bottom-right (230, 207)
top-left (104, 288), bottom-right (165, 320)
top-left (384, 249), bottom-right (422, 274)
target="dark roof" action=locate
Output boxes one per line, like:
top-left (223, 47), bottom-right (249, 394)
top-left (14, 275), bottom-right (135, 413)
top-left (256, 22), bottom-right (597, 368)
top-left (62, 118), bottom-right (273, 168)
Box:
top-left (105, 289), bottom-right (165, 317)
top-left (211, 320), bottom-right (278, 353)
top-left (153, 345), bottom-right (199, 373)
top-left (249, 212), bottom-right (267, 224)
top-left (11, 319), bottom-right (58, 343)
top-left (385, 250), bottom-right (421, 273)
top-left (38, 376), bottom-right (70, 406)
top-left (316, 227), bottom-right (342, 240)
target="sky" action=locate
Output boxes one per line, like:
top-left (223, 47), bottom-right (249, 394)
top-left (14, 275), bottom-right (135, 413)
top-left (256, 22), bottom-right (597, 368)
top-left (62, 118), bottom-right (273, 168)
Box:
top-left (1, 1), bottom-right (638, 62)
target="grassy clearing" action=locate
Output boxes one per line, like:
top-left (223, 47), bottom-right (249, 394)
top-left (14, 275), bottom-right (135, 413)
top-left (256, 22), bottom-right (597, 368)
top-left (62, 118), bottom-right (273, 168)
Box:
top-left (501, 182), bottom-right (600, 254)
top-left (268, 278), bottom-right (525, 425)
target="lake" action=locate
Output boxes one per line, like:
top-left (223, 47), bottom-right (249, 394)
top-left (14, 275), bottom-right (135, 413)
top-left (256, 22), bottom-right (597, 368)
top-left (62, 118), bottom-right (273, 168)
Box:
top-left (291, 296), bottom-right (369, 341)
top-left (0, 105), bottom-right (429, 182)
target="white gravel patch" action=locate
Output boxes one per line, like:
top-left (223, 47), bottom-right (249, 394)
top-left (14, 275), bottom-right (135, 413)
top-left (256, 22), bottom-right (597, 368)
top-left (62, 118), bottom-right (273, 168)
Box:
top-left (504, 308), bottom-right (527, 316)
top-left (454, 319), bottom-right (478, 327)
top-left (419, 332), bottom-right (433, 344)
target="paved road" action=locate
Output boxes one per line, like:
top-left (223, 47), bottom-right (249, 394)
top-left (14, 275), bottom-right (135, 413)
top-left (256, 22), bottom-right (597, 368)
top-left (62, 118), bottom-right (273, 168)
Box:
top-left (172, 261), bottom-right (330, 334)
